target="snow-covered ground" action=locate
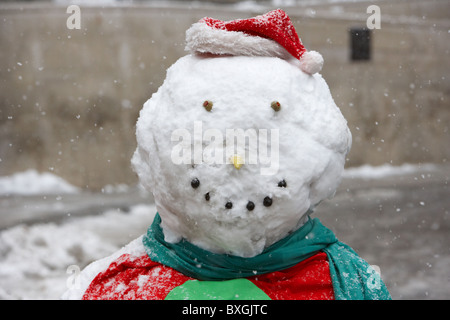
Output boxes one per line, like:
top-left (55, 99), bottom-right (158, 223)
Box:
top-left (0, 164), bottom-right (449, 299)
top-left (0, 170), bottom-right (156, 299)
top-left (0, 202), bottom-right (156, 299)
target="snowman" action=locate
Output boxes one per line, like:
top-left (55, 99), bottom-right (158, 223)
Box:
top-left (63, 10), bottom-right (390, 300)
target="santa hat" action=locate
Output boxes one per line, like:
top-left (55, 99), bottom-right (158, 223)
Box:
top-left (185, 9), bottom-right (324, 75)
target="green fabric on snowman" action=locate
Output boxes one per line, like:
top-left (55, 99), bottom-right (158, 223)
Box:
top-left (165, 279), bottom-right (271, 300)
top-left (143, 213), bottom-right (391, 300)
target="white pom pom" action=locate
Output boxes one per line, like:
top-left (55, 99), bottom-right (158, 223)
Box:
top-left (299, 51), bottom-right (324, 74)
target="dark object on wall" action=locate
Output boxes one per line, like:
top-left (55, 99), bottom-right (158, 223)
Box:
top-left (350, 28), bottom-right (371, 61)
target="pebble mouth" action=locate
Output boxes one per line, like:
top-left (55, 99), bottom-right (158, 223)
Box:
top-left (191, 178), bottom-right (287, 211)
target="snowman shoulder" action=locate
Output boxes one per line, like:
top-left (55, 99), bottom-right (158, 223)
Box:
top-left (61, 236), bottom-right (147, 300)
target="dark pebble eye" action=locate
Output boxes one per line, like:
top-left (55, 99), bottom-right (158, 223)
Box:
top-left (263, 196), bottom-right (272, 207)
top-left (205, 192), bottom-right (210, 201)
top-left (225, 201), bottom-right (233, 209)
top-left (191, 178), bottom-right (200, 189)
top-left (246, 201), bottom-right (255, 211)
top-left (278, 179), bottom-right (287, 188)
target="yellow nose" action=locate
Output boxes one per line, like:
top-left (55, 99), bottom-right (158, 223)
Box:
top-left (231, 155), bottom-right (244, 170)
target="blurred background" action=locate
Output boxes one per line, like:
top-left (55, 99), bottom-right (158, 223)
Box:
top-left (0, 0), bottom-right (449, 299)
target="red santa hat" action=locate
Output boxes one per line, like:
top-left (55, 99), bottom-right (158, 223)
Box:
top-left (185, 9), bottom-right (324, 75)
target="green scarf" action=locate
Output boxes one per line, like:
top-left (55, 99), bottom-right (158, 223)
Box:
top-left (143, 213), bottom-right (391, 300)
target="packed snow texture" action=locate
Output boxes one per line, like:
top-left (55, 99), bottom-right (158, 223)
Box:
top-left (132, 54), bottom-right (351, 258)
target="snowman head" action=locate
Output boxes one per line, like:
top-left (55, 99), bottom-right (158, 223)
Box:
top-left (132, 10), bottom-right (351, 258)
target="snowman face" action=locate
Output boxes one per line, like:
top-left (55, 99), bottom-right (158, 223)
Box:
top-left (132, 55), bottom-right (351, 257)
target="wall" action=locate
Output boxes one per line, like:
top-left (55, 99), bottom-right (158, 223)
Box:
top-left (0, 0), bottom-right (449, 189)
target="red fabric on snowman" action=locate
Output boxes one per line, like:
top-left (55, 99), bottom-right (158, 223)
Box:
top-left (82, 252), bottom-right (334, 300)
top-left (186, 9), bottom-right (324, 74)
top-left (201, 9), bottom-right (307, 60)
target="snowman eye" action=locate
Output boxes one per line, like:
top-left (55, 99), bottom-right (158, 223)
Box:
top-left (271, 101), bottom-right (281, 112)
top-left (278, 179), bottom-right (287, 188)
top-left (203, 100), bottom-right (213, 112)
top-left (225, 201), bottom-right (233, 209)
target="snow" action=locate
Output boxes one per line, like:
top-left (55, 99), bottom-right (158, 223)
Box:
top-left (0, 163), bottom-right (447, 299)
top-left (0, 170), bottom-right (79, 196)
top-left (0, 203), bottom-right (155, 300)
top-left (343, 163), bottom-right (439, 180)
top-left (62, 235), bottom-right (147, 300)
top-left (131, 53), bottom-right (351, 258)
